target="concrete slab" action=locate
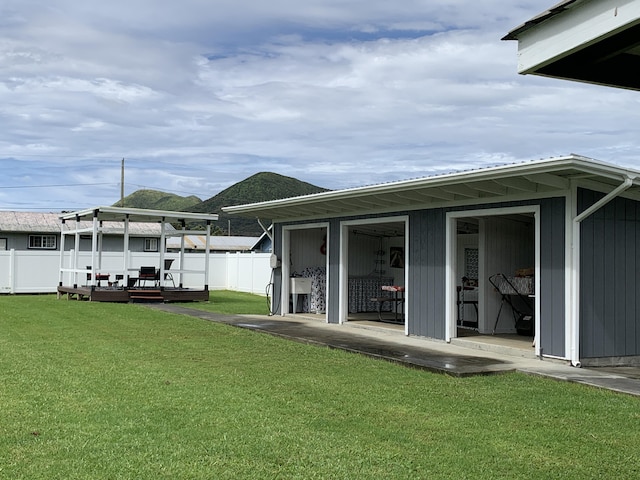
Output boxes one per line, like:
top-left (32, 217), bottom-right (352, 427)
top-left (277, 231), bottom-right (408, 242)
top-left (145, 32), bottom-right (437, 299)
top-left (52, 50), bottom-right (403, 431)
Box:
top-left (147, 304), bottom-right (640, 396)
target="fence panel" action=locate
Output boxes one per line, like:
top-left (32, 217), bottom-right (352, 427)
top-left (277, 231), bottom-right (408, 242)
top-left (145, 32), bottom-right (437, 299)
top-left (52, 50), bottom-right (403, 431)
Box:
top-left (0, 250), bottom-right (272, 295)
top-left (226, 252), bottom-right (272, 295)
top-left (0, 252), bottom-right (13, 293)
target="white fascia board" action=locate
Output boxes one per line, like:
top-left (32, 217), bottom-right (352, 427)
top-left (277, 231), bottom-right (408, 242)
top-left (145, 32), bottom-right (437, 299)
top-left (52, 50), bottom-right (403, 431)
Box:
top-left (59, 206), bottom-right (218, 223)
top-left (515, 0), bottom-right (640, 74)
top-left (223, 155), bottom-right (640, 222)
top-left (222, 155), bottom-right (573, 214)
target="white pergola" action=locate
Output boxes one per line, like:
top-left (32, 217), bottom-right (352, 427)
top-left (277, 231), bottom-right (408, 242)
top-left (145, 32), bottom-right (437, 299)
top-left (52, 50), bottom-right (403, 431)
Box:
top-left (58, 206), bottom-right (219, 290)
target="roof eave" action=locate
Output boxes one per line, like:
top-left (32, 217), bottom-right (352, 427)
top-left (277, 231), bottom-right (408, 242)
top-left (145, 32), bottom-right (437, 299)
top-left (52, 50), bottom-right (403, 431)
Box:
top-left (502, 0), bottom-right (581, 41)
top-left (222, 155), bottom-right (640, 220)
top-left (59, 206), bottom-right (219, 223)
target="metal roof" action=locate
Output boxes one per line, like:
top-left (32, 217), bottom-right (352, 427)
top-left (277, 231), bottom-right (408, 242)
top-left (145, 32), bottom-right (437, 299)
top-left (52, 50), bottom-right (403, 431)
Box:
top-left (0, 211), bottom-right (168, 235)
top-left (502, 0), bottom-right (581, 40)
top-left (166, 235), bottom-right (260, 251)
top-left (59, 206), bottom-right (219, 224)
top-left (223, 155), bottom-right (640, 221)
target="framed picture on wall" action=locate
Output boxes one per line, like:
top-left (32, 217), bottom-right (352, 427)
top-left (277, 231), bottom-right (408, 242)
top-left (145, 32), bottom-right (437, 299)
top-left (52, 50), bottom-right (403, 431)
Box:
top-left (390, 246), bottom-right (404, 268)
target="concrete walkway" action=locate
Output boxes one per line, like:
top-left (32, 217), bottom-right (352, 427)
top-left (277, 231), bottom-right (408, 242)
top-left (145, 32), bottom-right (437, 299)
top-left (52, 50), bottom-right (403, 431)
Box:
top-left (148, 304), bottom-right (640, 398)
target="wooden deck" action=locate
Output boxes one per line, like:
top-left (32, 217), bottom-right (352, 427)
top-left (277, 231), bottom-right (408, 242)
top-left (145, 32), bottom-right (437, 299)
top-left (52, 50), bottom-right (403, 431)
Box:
top-left (57, 285), bottom-right (209, 303)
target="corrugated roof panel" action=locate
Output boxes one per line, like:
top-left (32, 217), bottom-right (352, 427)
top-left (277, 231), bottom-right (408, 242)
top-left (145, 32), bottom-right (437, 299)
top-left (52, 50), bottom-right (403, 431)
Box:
top-left (166, 235), bottom-right (260, 251)
top-left (0, 211), bottom-right (171, 235)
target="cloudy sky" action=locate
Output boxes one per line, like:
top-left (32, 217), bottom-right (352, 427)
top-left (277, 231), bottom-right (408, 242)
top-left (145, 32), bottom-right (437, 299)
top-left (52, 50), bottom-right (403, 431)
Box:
top-left (2, 1), bottom-right (639, 211)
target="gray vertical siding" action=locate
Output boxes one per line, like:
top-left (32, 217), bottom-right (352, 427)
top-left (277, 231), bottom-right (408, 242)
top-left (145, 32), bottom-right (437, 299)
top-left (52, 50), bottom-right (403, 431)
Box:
top-left (276, 197), bottom-right (567, 356)
top-left (538, 198), bottom-right (566, 357)
top-left (406, 198), bottom-right (566, 357)
top-left (579, 189), bottom-right (640, 359)
top-left (407, 209), bottom-right (446, 338)
top-left (326, 218), bottom-right (342, 323)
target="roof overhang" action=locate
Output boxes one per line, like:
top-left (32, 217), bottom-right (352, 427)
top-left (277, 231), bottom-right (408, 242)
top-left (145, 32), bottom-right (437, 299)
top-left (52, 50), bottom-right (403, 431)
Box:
top-left (503, 0), bottom-right (640, 91)
top-left (59, 206), bottom-right (219, 224)
top-left (223, 155), bottom-right (640, 221)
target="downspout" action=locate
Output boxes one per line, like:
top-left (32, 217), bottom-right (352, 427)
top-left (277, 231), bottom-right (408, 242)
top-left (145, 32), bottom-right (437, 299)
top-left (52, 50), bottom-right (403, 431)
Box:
top-left (570, 175), bottom-right (635, 367)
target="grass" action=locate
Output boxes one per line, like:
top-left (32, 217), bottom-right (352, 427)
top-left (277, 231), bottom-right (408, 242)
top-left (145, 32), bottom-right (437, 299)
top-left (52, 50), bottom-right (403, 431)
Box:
top-left (186, 289), bottom-right (271, 315)
top-left (1, 293), bottom-right (640, 479)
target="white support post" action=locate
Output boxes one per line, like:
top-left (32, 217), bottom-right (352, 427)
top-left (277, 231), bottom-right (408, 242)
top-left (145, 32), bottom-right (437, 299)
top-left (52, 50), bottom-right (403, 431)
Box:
top-left (160, 218), bottom-right (166, 288)
top-left (98, 221), bottom-right (104, 271)
top-left (90, 211), bottom-right (98, 287)
top-left (58, 220), bottom-right (66, 292)
top-left (74, 216), bottom-right (81, 287)
top-left (123, 214), bottom-right (130, 286)
top-left (204, 221), bottom-right (211, 290)
top-left (179, 221), bottom-right (186, 288)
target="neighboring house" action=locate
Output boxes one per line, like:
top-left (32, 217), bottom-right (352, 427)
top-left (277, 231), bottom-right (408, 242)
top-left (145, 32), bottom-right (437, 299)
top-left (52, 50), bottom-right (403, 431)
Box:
top-left (166, 235), bottom-right (260, 253)
top-left (224, 155), bottom-right (640, 367)
top-left (0, 211), bottom-right (170, 252)
top-left (251, 226), bottom-right (273, 253)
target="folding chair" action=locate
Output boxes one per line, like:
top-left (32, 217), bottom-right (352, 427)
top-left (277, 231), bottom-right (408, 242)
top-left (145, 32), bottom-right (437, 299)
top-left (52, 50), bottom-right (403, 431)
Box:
top-left (164, 259), bottom-right (175, 287)
top-left (138, 266), bottom-right (158, 287)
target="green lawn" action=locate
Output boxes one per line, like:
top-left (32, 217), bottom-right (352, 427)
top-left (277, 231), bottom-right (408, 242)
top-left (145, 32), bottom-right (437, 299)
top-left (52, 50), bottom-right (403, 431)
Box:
top-left (185, 289), bottom-right (271, 315)
top-left (1, 293), bottom-right (640, 479)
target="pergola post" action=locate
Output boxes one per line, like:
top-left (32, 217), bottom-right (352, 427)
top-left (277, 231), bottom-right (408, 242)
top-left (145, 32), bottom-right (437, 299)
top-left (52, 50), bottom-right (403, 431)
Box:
top-left (159, 217), bottom-right (166, 289)
top-left (73, 215), bottom-right (81, 288)
top-left (123, 214), bottom-right (130, 286)
top-left (58, 219), bottom-right (66, 296)
top-left (204, 220), bottom-right (211, 291)
top-left (179, 220), bottom-right (186, 288)
top-left (89, 210), bottom-right (99, 287)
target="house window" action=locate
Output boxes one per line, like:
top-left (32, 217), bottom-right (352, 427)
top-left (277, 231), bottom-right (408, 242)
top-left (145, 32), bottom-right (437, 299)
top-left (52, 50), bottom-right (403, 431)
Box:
top-left (0, 238), bottom-right (7, 250)
top-left (29, 235), bottom-right (57, 250)
top-left (144, 238), bottom-right (158, 252)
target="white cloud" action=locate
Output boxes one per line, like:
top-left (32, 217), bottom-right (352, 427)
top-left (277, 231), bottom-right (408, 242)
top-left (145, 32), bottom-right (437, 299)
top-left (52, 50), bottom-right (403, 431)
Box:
top-left (1, 1), bottom-right (640, 211)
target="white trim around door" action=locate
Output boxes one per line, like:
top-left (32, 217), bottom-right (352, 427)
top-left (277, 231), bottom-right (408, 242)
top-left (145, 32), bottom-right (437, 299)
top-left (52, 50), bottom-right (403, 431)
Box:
top-left (446, 205), bottom-right (541, 357)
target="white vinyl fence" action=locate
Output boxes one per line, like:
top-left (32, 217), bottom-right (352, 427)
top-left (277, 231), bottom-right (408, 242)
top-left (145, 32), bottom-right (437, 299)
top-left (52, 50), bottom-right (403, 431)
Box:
top-left (0, 250), bottom-right (272, 296)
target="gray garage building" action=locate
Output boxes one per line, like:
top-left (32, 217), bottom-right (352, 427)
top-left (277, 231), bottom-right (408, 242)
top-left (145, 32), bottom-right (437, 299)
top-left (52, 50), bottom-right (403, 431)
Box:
top-left (225, 155), bottom-right (640, 367)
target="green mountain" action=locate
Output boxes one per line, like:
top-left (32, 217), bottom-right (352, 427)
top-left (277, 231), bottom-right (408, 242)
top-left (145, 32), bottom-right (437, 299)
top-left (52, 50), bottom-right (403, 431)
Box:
top-left (192, 172), bottom-right (329, 236)
top-left (114, 172), bottom-right (329, 236)
top-left (114, 189), bottom-right (202, 211)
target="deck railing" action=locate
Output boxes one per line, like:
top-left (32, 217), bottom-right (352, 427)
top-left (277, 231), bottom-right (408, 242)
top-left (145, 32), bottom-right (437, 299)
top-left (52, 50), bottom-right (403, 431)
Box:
top-left (0, 250), bottom-right (272, 296)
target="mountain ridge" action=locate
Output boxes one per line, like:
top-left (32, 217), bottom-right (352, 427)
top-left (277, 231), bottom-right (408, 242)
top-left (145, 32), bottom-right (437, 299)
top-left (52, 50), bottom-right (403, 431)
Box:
top-left (115, 172), bottom-right (329, 236)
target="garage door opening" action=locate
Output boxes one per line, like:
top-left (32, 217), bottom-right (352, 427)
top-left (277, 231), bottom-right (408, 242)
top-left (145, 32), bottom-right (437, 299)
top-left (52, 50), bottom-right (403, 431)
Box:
top-left (282, 224), bottom-right (329, 320)
top-left (447, 207), bottom-right (539, 355)
top-left (340, 217), bottom-right (408, 331)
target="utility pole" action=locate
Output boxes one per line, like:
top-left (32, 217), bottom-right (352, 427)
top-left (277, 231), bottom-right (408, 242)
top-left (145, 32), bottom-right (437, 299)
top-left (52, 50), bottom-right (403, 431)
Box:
top-left (120, 158), bottom-right (125, 206)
